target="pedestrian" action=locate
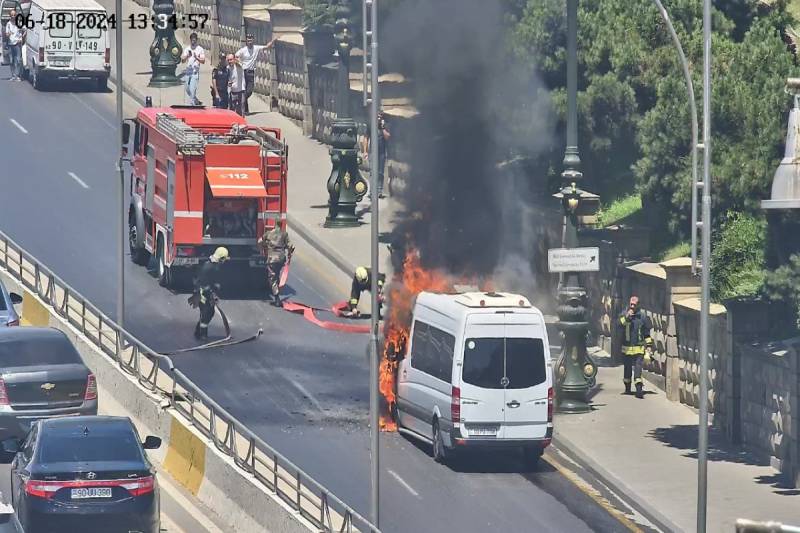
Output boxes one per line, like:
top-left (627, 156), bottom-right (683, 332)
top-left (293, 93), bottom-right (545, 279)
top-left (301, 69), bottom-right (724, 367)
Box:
top-left (618, 295), bottom-right (654, 399)
top-left (227, 54), bottom-right (245, 117)
top-left (235, 34), bottom-right (276, 115)
top-left (257, 223), bottom-right (294, 306)
top-left (361, 110), bottom-right (391, 199)
top-left (345, 266), bottom-right (385, 318)
top-left (180, 32), bottom-right (206, 106)
top-left (210, 52), bottom-right (229, 109)
top-left (190, 247), bottom-right (229, 340)
top-left (5, 9), bottom-right (24, 81)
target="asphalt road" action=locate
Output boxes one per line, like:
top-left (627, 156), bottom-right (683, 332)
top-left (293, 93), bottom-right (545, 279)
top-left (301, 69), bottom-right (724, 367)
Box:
top-left (0, 74), bottom-right (630, 532)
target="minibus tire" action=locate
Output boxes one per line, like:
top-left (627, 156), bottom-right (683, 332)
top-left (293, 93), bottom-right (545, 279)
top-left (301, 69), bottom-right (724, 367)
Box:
top-left (432, 420), bottom-right (448, 464)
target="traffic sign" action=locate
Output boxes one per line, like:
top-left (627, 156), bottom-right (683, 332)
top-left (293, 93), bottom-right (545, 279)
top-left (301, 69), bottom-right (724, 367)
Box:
top-left (548, 247), bottom-right (600, 273)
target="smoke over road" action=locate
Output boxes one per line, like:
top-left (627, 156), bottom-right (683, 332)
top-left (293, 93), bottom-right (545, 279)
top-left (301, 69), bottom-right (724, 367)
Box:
top-left (382, 0), bottom-right (557, 299)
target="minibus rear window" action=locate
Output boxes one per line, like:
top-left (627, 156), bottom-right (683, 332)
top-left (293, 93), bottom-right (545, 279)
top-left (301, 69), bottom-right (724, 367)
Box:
top-left (462, 338), bottom-right (546, 389)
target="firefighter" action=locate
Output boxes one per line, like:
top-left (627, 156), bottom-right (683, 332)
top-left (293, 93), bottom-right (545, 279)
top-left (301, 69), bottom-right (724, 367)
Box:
top-left (191, 247), bottom-right (230, 340)
top-left (345, 267), bottom-right (385, 318)
top-left (257, 223), bottom-right (294, 306)
top-left (618, 295), bottom-right (654, 399)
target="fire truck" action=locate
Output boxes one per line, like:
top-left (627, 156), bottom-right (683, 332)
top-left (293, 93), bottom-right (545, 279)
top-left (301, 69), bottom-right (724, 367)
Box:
top-left (122, 105), bottom-right (288, 289)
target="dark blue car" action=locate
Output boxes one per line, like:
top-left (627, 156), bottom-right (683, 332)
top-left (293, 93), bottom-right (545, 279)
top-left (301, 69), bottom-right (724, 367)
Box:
top-left (5, 416), bottom-right (161, 533)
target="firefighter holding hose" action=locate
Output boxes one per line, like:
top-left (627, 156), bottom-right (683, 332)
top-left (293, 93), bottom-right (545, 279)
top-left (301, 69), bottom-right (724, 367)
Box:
top-left (344, 267), bottom-right (385, 318)
top-left (190, 247), bottom-right (230, 340)
top-left (258, 223), bottom-right (294, 307)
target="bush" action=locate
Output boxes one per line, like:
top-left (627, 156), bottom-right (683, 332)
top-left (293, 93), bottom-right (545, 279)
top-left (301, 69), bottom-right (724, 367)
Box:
top-left (301, 0), bottom-right (335, 30)
top-left (597, 193), bottom-right (641, 227)
top-left (764, 253), bottom-right (800, 328)
top-left (710, 212), bottom-right (766, 301)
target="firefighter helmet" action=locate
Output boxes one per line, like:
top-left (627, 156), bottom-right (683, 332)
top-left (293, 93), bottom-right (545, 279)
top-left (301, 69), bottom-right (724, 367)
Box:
top-left (355, 266), bottom-right (368, 283)
top-left (212, 247), bottom-right (230, 262)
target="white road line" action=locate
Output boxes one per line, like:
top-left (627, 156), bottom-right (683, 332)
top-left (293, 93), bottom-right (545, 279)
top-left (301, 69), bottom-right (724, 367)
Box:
top-left (282, 372), bottom-right (325, 414)
top-left (71, 93), bottom-right (116, 129)
top-left (9, 118), bottom-right (28, 134)
top-left (67, 171), bottom-right (90, 189)
top-left (388, 469), bottom-right (421, 499)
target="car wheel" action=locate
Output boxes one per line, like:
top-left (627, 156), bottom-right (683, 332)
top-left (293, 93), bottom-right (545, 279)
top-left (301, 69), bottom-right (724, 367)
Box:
top-left (522, 446), bottom-right (542, 472)
top-left (96, 76), bottom-right (107, 92)
top-left (129, 221), bottom-right (151, 266)
top-left (157, 237), bottom-right (172, 288)
top-left (31, 67), bottom-right (42, 90)
top-left (432, 420), bottom-right (448, 464)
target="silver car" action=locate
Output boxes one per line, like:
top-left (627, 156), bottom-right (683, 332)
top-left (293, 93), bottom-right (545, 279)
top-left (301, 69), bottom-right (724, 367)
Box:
top-left (0, 279), bottom-right (21, 327)
top-left (0, 327), bottom-right (98, 440)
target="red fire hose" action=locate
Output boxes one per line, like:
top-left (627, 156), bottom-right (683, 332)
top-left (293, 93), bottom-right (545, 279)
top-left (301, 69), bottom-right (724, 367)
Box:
top-left (282, 300), bottom-right (372, 334)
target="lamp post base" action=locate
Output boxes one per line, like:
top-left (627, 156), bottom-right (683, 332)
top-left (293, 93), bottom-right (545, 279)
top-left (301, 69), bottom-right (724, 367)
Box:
top-left (148, 76), bottom-right (182, 88)
top-left (556, 391), bottom-right (592, 413)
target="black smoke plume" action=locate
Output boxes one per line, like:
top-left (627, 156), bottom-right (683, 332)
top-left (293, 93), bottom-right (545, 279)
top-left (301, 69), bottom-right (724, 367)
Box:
top-left (382, 0), bottom-right (558, 299)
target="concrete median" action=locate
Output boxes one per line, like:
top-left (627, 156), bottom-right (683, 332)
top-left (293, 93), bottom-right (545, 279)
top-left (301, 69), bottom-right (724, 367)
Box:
top-left (0, 269), bottom-right (320, 533)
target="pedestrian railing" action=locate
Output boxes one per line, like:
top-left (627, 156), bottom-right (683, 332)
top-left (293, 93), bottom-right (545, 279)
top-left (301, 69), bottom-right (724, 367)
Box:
top-left (0, 229), bottom-right (379, 533)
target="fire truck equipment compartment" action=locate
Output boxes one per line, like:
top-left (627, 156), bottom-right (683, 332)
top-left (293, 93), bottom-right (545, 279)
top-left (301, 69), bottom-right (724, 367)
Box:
top-left (206, 167), bottom-right (268, 198)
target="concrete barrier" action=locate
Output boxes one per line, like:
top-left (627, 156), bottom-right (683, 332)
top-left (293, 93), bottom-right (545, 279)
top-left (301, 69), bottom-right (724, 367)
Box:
top-left (0, 269), bottom-right (317, 533)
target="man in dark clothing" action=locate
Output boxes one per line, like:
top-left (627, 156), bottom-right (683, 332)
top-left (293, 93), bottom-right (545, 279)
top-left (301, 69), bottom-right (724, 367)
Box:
top-left (618, 295), bottom-right (654, 399)
top-left (257, 223), bottom-right (294, 306)
top-left (361, 111), bottom-right (390, 199)
top-left (210, 52), bottom-right (229, 109)
top-left (345, 266), bottom-right (386, 318)
top-left (190, 247), bottom-right (230, 340)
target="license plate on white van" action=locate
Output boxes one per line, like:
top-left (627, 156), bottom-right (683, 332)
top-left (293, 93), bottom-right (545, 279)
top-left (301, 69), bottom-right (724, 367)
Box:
top-left (71, 487), bottom-right (112, 499)
top-left (466, 424), bottom-right (499, 436)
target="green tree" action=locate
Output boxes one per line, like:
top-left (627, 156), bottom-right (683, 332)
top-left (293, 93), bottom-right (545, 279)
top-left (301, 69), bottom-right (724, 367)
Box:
top-left (710, 212), bottom-right (767, 301)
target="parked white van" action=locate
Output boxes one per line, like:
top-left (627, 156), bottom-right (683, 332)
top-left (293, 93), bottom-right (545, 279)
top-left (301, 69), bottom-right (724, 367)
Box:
top-left (395, 291), bottom-right (553, 468)
top-left (24, 0), bottom-right (109, 90)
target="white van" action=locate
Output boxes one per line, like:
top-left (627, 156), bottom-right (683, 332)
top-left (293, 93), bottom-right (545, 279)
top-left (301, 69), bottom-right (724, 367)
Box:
top-left (395, 291), bottom-right (553, 467)
top-left (24, 0), bottom-right (109, 90)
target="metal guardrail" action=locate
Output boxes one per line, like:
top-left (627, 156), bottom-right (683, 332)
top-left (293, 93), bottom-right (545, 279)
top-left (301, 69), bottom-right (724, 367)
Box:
top-left (736, 519), bottom-right (800, 533)
top-left (0, 230), bottom-right (379, 533)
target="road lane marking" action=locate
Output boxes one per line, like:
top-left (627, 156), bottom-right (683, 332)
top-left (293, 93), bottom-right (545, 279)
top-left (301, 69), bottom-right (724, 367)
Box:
top-left (388, 469), bottom-right (420, 499)
top-left (543, 452), bottom-right (643, 532)
top-left (9, 118), bottom-right (27, 134)
top-left (281, 371), bottom-right (325, 413)
top-left (71, 93), bottom-right (116, 129)
top-left (68, 172), bottom-right (90, 189)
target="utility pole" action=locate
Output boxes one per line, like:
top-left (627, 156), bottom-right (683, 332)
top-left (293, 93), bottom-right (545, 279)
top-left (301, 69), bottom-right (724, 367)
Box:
top-left (116, 0), bottom-right (124, 330)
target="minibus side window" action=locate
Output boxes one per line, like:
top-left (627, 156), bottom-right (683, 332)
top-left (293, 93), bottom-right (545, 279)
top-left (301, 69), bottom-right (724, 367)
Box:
top-left (428, 326), bottom-right (455, 382)
top-left (409, 322), bottom-right (434, 375)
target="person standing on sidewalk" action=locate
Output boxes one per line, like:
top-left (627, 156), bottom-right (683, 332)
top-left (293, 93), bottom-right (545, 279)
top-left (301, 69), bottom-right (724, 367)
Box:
top-left (235, 34), bottom-right (275, 115)
top-left (5, 9), bottom-right (24, 81)
top-left (227, 54), bottom-right (246, 117)
top-left (618, 296), bottom-right (654, 399)
top-left (180, 32), bottom-right (206, 106)
top-left (210, 52), bottom-right (229, 109)
top-left (361, 111), bottom-right (391, 199)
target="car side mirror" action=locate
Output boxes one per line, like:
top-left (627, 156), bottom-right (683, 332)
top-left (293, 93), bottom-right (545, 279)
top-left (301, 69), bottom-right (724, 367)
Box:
top-left (122, 122), bottom-right (131, 145)
top-left (2, 438), bottom-right (20, 454)
top-left (9, 293), bottom-right (22, 305)
top-left (142, 436), bottom-right (161, 450)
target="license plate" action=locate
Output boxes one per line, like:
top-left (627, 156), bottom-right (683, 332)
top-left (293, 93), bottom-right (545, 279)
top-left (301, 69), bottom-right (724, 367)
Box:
top-left (467, 425), bottom-right (498, 436)
top-left (71, 487), bottom-right (112, 499)
top-left (51, 60), bottom-right (70, 67)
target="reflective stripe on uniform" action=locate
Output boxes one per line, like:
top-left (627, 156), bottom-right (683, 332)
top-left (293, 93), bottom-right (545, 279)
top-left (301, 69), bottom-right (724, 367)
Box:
top-left (199, 322), bottom-right (208, 327)
top-left (623, 378), bottom-right (631, 384)
top-left (349, 298), bottom-right (359, 305)
top-left (634, 377), bottom-right (643, 384)
top-left (623, 345), bottom-right (645, 355)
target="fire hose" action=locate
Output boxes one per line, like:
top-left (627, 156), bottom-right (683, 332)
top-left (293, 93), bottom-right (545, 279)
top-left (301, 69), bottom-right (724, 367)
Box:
top-left (281, 300), bottom-right (373, 334)
top-left (163, 302), bottom-right (263, 355)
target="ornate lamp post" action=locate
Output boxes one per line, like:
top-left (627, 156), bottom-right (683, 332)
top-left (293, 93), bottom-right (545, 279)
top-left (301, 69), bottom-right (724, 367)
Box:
top-left (148, 0), bottom-right (183, 87)
top-left (554, 0), bottom-right (596, 413)
top-left (325, 0), bottom-right (368, 227)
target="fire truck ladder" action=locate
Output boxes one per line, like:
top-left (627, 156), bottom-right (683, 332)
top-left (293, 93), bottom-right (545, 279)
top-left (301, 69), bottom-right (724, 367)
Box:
top-left (156, 113), bottom-right (206, 155)
top-left (245, 128), bottom-right (287, 226)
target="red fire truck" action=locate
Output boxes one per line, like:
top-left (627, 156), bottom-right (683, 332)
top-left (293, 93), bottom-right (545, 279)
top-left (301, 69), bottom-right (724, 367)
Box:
top-left (122, 105), bottom-right (288, 289)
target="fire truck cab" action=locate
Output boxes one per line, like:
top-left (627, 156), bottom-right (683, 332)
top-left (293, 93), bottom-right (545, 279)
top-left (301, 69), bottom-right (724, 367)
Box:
top-left (122, 105), bottom-right (288, 289)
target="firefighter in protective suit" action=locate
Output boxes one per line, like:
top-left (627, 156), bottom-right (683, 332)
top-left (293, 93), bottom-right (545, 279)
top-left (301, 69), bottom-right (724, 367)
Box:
top-left (618, 295), bottom-right (654, 399)
top-left (190, 247), bottom-right (230, 340)
top-left (258, 223), bottom-right (294, 307)
top-left (344, 266), bottom-right (385, 318)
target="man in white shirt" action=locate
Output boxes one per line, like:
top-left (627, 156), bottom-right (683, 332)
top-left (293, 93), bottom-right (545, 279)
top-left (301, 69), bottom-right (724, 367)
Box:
top-left (5, 9), bottom-right (24, 81)
top-left (235, 34), bottom-right (275, 115)
top-left (227, 54), bottom-right (245, 117)
top-left (180, 32), bottom-right (206, 105)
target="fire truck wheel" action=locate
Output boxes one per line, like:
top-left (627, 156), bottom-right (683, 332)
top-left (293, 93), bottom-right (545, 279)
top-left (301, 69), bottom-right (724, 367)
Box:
top-left (157, 238), bottom-right (173, 288)
top-left (129, 224), bottom-right (150, 266)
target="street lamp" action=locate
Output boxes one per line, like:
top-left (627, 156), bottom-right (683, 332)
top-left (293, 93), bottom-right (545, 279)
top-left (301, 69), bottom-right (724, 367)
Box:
top-left (553, 0), bottom-right (596, 413)
top-left (148, 0), bottom-right (182, 87)
top-left (325, 0), bottom-right (368, 228)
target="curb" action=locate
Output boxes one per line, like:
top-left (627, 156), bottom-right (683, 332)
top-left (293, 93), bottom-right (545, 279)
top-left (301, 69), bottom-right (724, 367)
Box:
top-left (553, 433), bottom-right (683, 533)
top-left (287, 213), bottom-right (357, 279)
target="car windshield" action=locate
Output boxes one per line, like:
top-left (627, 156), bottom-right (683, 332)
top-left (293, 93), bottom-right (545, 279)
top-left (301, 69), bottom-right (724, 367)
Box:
top-left (38, 428), bottom-right (143, 463)
top-left (462, 337), bottom-right (546, 390)
top-left (0, 335), bottom-right (82, 366)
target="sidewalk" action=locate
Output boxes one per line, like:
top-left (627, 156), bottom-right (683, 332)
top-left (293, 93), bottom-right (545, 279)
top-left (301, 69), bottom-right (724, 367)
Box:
top-left (104, 2), bottom-right (799, 531)
top-left (555, 356), bottom-right (800, 533)
top-left (102, 0), bottom-right (395, 289)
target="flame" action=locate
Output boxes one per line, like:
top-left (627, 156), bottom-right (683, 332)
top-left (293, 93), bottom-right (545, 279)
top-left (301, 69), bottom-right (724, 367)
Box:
top-left (379, 250), bottom-right (459, 432)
